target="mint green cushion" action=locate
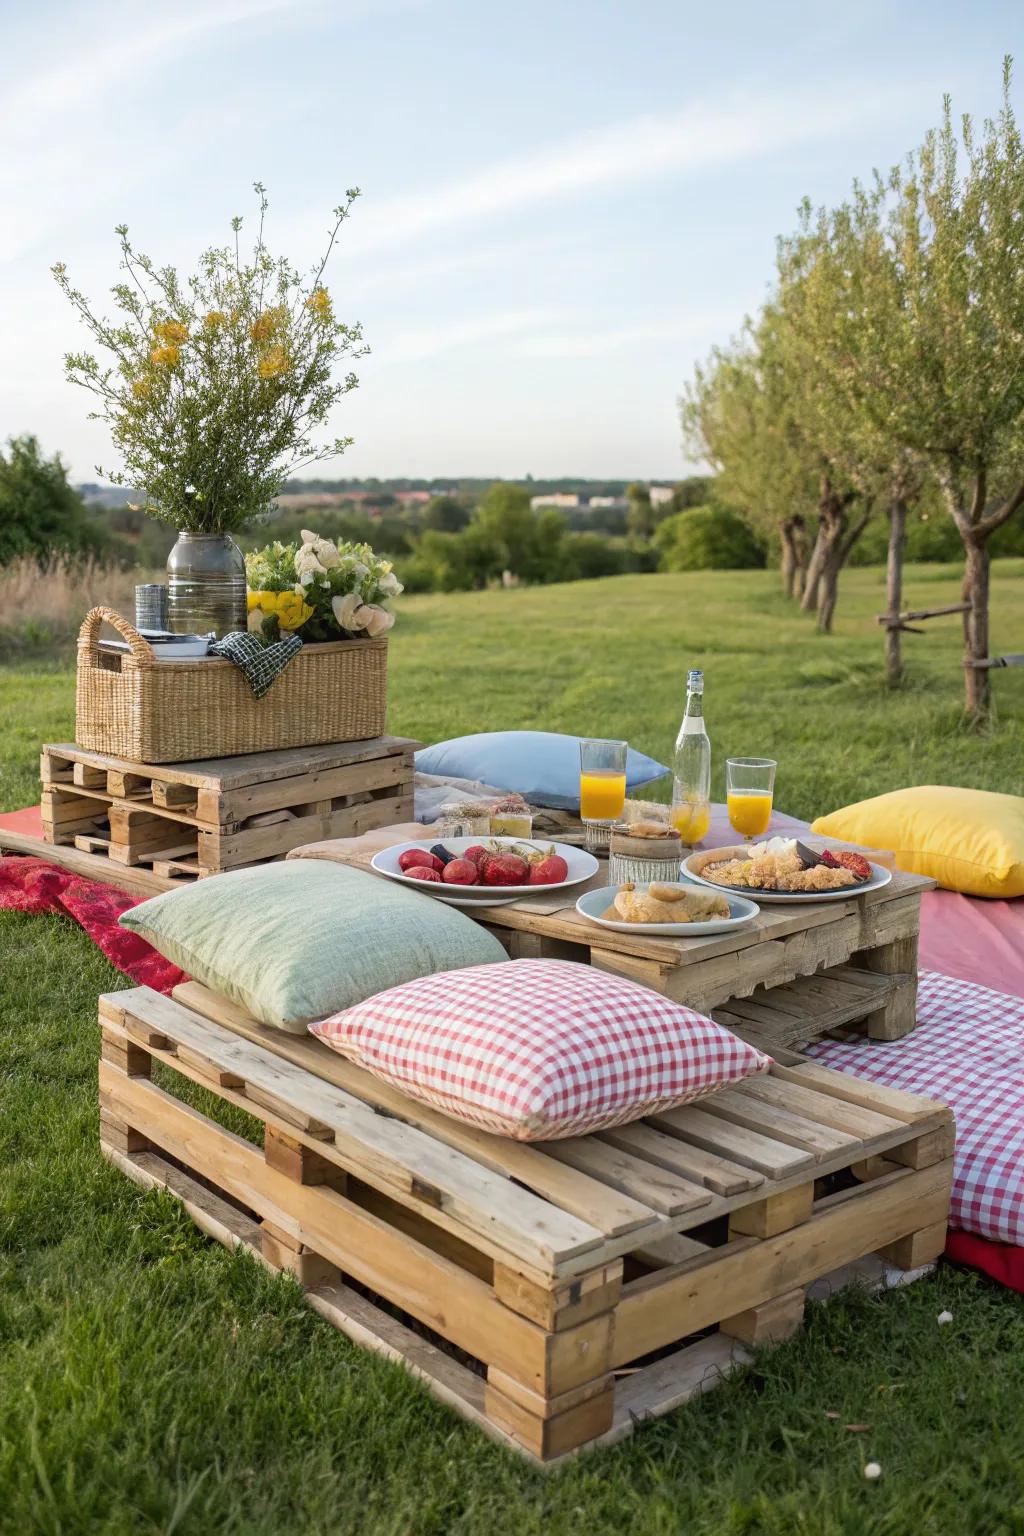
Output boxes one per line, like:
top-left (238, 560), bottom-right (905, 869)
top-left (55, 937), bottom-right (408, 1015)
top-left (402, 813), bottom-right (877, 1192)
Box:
top-left (119, 861), bottom-right (506, 1033)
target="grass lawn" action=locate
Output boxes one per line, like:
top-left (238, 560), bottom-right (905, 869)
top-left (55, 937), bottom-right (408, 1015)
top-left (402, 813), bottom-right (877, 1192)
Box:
top-left (2, 563), bottom-right (1024, 1534)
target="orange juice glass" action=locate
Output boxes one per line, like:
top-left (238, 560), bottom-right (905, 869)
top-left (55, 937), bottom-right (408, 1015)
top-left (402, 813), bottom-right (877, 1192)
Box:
top-left (670, 796), bottom-right (711, 845)
top-left (726, 757), bottom-right (776, 839)
top-left (579, 739), bottom-right (627, 849)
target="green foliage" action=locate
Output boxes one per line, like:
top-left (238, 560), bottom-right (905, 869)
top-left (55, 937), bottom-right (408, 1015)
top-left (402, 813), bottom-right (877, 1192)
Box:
top-left (245, 531), bottom-right (401, 639)
top-left (421, 494), bottom-right (471, 533)
top-left (0, 437), bottom-right (112, 565)
top-left (53, 184), bottom-right (366, 534)
top-left (655, 504), bottom-right (766, 571)
top-left (625, 481), bottom-right (654, 540)
top-left (475, 483), bottom-right (567, 582)
top-left (559, 532), bottom-right (629, 580)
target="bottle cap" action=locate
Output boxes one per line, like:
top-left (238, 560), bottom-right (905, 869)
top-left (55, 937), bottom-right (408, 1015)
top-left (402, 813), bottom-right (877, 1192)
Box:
top-left (687, 668), bottom-right (704, 692)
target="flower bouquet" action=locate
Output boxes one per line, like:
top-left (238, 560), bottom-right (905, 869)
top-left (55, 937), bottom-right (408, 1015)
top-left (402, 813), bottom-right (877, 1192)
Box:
top-left (246, 528), bottom-right (402, 642)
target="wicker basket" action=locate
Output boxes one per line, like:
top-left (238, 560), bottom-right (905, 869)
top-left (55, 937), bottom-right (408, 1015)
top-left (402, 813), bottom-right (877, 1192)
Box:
top-left (76, 607), bottom-right (388, 763)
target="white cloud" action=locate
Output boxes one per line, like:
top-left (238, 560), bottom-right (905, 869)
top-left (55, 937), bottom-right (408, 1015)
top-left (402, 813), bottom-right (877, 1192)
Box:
top-left (514, 311), bottom-right (745, 359)
top-left (340, 86), bottom-right (888, 260)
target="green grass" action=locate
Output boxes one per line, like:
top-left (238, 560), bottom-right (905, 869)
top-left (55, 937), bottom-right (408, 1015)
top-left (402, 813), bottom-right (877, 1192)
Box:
top-left (3, 564), bottom-right (1024, 1534)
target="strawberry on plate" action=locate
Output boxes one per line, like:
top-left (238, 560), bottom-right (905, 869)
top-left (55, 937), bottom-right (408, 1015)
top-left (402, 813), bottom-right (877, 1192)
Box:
top-left (480, 852), bottom-right (529, 887)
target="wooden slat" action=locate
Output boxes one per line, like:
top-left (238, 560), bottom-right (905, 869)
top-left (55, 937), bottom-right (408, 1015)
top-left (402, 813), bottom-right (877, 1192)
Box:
top-left (696, 1086), bottom-right (859, 1158)
top-left (775, 1061), bottom-right (942, 1123)
top-left (43, 736), bottom-right (419, 791)
top-left (171, 981), bottom-right (662, 1242)
top-left (102, 990), bottom-right (605, 1276)
top-left (596, 1122), bottom-right (763, 1197)
top-left (736, 1075), bottom-right (904, 1139)
top-left (540, 1138), bottom-right (712, 1217)
top-left (646, 1103), bottom-right (816, 1179)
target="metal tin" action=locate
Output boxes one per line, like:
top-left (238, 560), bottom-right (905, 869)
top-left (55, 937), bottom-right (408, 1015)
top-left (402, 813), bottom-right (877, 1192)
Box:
top-left (135, 583), bottom-right (168, 631)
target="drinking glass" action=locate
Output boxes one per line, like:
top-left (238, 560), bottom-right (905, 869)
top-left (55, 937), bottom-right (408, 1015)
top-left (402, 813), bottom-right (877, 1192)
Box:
top-left (726, 757), bottom-right (776, 839)
top-left (579, 738), bottom-right (627, 852)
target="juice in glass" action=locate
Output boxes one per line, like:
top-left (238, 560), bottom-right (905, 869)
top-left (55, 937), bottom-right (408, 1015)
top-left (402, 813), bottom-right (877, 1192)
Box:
top-left (670, 797), bottom-right (711, 844)
top-left (580, 769), bottom-right (627, 821)
top-left (726, 790), bottom-right (772, 838)
top-left (725, 757), bottom-right (776, 839)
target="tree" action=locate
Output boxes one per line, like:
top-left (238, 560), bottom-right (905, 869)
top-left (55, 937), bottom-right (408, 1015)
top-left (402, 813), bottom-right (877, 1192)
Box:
top-left (421, 494), bottom-right (470, 533)
top-left (0, 435), bottom-right (109, 565)
top-left (785, 63), bottom-right (1024, 714)
top-left (625, 482), bottom-right (653, 541)
top-left (654, 504), bottom-right (766, 571)
top-left (474, 482), bottom-right (566, 581)
top-left (681, 326), bottom-right (819, 600)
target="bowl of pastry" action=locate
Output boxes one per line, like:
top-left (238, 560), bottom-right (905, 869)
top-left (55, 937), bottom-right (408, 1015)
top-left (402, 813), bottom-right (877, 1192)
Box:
top-left (576, 881), bottom-right (760, 935)
top-left (683, 837), bottom-right (892, 904)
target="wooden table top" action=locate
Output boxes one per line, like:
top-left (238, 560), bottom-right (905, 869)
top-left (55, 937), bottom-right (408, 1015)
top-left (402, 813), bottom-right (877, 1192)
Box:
top-left (289, 822), bottom-right (935, 970)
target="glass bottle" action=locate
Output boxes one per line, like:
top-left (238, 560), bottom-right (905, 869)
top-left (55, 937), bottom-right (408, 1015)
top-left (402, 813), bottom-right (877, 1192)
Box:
top-left (671, 668), bottom-right (711, 846)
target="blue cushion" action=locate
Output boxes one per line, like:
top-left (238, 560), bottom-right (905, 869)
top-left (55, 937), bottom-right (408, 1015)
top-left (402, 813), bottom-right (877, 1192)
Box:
top-left (415, 731), bottom-right (669, 810)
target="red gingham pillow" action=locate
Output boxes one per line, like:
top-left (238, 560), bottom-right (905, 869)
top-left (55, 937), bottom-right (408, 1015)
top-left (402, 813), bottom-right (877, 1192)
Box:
top-left (810, 970), bottom-right (1024, 1245)
top-left (309, 958), bottom-right (770, 1141)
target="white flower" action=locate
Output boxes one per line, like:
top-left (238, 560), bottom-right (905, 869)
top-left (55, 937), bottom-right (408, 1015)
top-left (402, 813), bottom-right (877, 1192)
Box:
top-left (295, 545), bottom-right (326, 580)
top-left (299, 528), bottom-right (317, 545)
top-left (359, 603), bottom-right (395, 637)
top-left (332, 592), bottom-right (366, 631)
top-left (863, 1463), bottom-right (882, 1481)
top-left (937, 1310), bottom-right (953, 1326)
top-left (300, 528), bottom-right (340, 568)
top-left (298, 569), bottom-right (316, 587)
top-left (378, 571), bottom-right (403, 597)
top-left (352, 562), bottom-right (369, 581)
top-left (247, 607), bottom-right (265, 634)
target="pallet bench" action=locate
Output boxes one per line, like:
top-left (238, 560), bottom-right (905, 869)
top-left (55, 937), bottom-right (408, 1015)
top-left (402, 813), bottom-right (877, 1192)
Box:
top-left (98, 982), bottom-right (954, 1465)
top-left (38, 738), bottom-right (417, 884)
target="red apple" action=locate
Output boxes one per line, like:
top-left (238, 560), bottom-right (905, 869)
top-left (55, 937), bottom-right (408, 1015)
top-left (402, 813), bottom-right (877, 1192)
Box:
top-left (406, 864), bottom-right (442, 882)
top-left (481, 852), bottom-right (529, 886)
top-left (399, 848), bottom-right (443, 873)
top-left (529, 854), bottom-right (569, 886)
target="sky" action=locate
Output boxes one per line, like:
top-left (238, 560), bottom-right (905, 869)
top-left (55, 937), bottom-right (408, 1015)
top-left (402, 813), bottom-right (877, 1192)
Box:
top-left (1, 0), bottom-right (1021, 483)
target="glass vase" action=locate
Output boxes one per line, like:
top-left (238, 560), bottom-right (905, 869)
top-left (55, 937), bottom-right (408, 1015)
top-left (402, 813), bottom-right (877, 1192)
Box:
top-left (166, 532), bottom-right (247, 638)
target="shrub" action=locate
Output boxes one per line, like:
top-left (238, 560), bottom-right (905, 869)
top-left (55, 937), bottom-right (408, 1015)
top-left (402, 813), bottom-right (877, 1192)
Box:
top-left (655, 504), bottom-right (765, 571)
top-left (559, 532), bottom-right (628, 580)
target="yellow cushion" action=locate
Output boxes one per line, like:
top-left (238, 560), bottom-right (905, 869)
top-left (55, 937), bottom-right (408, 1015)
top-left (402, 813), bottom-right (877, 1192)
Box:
top-left (812, 786), bottom-right (1024, 899)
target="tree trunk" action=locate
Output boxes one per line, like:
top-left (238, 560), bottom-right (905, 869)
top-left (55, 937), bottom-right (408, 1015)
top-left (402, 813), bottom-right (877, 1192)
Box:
top-left (800, 520), bottom-right (827, 612)
top-left (779, 518), bottom-right (805, 599)
top-left (962, 535), bottom-right (991, 717)
top-left (884, 498), bottom-right (907, 685)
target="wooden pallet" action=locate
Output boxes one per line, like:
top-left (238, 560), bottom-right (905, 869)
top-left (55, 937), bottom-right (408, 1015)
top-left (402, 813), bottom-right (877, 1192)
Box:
top-left (293, 828), bottom-right (933, 1043)
top-left (98, 982), bottom-right (954, 1465)
top-left (39, 738), bottom-right (417, 881)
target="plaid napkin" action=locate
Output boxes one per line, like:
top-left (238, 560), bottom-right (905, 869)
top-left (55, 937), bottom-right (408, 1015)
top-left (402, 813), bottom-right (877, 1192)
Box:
top-left (209, 631), bottom-right (303, 698)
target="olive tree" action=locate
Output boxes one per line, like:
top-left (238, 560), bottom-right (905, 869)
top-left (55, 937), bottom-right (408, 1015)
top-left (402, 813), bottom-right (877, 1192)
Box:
top-left (785, 63), bottom-right (1024, 714)
top-left (681, 323), bottom-right (818, 599)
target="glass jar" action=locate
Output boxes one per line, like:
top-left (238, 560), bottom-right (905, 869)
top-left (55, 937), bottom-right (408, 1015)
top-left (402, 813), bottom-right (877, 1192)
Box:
top-left (166, 532), bottom-right (247, 637)
top-left (608, 824), bottom-right (683, 886)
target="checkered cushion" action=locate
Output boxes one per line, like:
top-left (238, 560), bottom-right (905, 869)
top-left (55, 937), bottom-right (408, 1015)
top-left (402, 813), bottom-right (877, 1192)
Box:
top-left (309, 958), bottom-right (770, 1141)
top-left (810, 970), bottom-right (1024, 1245)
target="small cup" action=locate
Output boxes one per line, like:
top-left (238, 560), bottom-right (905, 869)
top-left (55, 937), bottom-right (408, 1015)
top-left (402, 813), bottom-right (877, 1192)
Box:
top-left (726, 757), bottom-right (777, 840)
top-left (579, 739), bottom-right (627, 852)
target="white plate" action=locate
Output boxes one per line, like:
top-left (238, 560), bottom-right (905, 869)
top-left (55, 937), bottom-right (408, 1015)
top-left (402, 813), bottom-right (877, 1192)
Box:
top-left (576, 883), bottom-right (760, 935)
top-left (682, 849), bottom-right (892, 904)
top-left (371, 836), bottom-right (599, 905)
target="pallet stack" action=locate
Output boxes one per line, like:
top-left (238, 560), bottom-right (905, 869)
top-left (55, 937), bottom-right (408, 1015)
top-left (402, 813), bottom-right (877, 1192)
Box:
top-left (39, 737), bottom-right (417, 889)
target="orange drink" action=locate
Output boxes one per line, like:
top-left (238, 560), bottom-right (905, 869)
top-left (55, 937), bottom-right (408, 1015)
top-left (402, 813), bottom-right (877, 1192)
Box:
top-left (725, 757), bottom-right (777, 840)
top-left (670, 797), bottom-right (711, 844)
top-left (580, 769), bottom-right (627, 821)
top-left (726, 791), bottom-right (772, 838)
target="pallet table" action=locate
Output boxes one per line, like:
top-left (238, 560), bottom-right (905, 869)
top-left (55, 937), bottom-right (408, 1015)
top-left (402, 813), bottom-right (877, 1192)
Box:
top-left (290, 828), bottom-right (935, 1045)
top-left (98, 982), bottom-right (954, 1465)
top-left (31, 738), bottom-right (418, 887)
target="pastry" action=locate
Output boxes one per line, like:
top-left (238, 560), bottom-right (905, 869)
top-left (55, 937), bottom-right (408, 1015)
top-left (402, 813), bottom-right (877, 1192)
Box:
top-left (612, 881), bottom-right (730, 924)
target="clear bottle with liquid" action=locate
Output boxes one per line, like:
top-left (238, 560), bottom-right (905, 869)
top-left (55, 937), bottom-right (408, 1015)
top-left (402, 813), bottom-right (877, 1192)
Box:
top-left (671, 668), bottom-right (711, 845)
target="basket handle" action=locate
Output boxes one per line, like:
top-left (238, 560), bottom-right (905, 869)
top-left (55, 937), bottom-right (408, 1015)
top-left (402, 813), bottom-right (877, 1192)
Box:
top-left (78, 606), bottom-right (156, 666)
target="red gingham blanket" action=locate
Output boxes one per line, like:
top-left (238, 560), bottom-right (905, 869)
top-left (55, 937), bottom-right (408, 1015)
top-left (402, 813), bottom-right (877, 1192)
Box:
top-left (810, 970), bottom-right (1024, 1246)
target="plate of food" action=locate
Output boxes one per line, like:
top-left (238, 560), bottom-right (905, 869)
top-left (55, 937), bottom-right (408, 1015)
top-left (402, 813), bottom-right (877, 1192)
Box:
top-left (371, 837), bottom-right (599, 906)
top-left (576, 882), bottom-right (760, 935)
top-left (683, 837), bottom-right (891, 903)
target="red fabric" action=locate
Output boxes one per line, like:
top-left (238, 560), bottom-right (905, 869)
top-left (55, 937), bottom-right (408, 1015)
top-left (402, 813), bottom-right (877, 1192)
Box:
top-left (0, 805), bottom-right (44, 836)
top-left (945, 1230), bottom-right (1024, 1293)
top-left (0, 855), bottom-right (186, 992)
top-left (919, 887), bottom-right (1024, 996)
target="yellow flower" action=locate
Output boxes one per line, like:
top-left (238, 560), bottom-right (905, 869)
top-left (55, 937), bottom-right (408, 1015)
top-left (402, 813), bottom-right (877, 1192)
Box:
top-left (247, 588), bottom-right (313, 631)
top-left (204, 310), bottom-right (227, 329)
top-left (250, 312), bottom-right (276, 343)
top-left (150, 344), bottom-right (180, 367)
top-left (258, 344), bottom-right (290, 379)
top-left (153, 320), bottom-right (189, 345)
top-left (305, 287), bottom-right (331, 319)
top-left (131, 377), bottom-right (152, 398)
